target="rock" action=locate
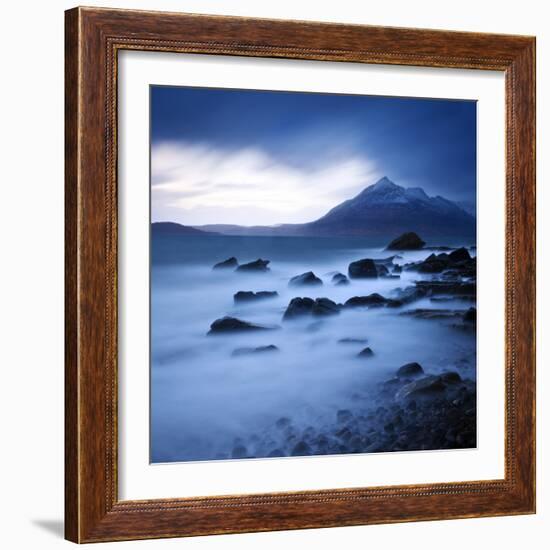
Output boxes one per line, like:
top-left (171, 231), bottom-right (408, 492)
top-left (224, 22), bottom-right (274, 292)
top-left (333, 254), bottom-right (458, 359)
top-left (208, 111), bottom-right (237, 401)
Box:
top-left (449, 247), bottom-right (471, 262)
top-left (231, 445), bottom-right (248, 458)
top-left (231, 345), bottom-right (279, 357)
top-left (291, 440), bottom-right (312, 456)
top-left (376, 264), bottom-right (390, 277)
top-left (311, 297), bottom-right (341, 317)
top-left (289, 271), bottom-right (323, 287)
top-left (396, 375), bottom-right (446, 400)
top-left (357, 347), bottom-right (374, 358)
top-left (335, 278), bottom-right (350, 286)
top-left (440, 371), bottom-right (462, 384)
top-left (417, 253), bottom-right (450, 273)
top-left (337, 409), bottom-right (353, 423)
top-left (338, 337), bottom-right (368, 344)
top-left (332, 272), bottom-right (349, 285)
top-left (233, 290), bottom-right (278, 303)
top-left (389, 286), bottom-right (427, 306)
top-left (396, 362), bottom-right (424, 377)
top-left (283, 297), bottom-right (314, 319)
top-left (345, 293), bottom-right (388, 308)
top-left (348, 258), bottom-right (378, 279)
top-left (387, 232), bottom-right (426, 250)
top-left (208, 316), bottom-right (279, 334)
top-left (393, 265), bottom-right (403, 274)
top-left (408, 248), bottom-right (475, 277)
top-left (463, 307), bottom-right (476, 324)
top-left (283, 297), bottom-right (340, 319)
top-left (213, 257), bottom-right (238, 270)
top-left (236, 258), bottom-right (270, 272)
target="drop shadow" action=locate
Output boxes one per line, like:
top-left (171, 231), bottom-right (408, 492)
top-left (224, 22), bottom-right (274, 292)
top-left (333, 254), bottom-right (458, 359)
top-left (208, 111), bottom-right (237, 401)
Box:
top-left (31, 519), bottom-right (64, 539)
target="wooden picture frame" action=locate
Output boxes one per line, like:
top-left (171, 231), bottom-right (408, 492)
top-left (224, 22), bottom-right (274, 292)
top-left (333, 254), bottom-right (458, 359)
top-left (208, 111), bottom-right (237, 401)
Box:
top-left (65, 6), bottom-right (536, 543)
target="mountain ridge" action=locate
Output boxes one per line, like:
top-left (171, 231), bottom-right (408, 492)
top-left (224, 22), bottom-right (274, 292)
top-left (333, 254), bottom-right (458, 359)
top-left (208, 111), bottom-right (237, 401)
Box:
top-left (165, 177), bottom-right (476, 242)
top-left (152, 222), bottom-right (219, 236)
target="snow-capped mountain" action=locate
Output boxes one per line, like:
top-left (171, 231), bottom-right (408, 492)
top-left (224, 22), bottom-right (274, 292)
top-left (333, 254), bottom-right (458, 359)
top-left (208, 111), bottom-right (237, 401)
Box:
top-left (305, 177), bottom-right (475, 240)
top-left (194, 177), bottom-right (476, 243)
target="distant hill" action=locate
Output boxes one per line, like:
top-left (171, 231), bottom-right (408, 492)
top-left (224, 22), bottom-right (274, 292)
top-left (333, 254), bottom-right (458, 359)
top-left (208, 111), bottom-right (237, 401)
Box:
top-left (152, 222), bottom-right (218, 236)
top-left (195, 177), bottom-right (476, 242)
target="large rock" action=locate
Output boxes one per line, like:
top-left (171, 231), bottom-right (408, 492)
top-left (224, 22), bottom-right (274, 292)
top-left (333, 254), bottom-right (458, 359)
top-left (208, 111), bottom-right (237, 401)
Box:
top-left (312, 297), bottom-right (341, 317)
top-left (440, 371), bottom-right (462, 384)
top-left (283, 297), bottom-right (340, 320)
top-left (449, 247), bottom-right (472, 263)
top-left (236, 259), bottom-right (270, 272)
top-left (357, 347), bottom-right (374, 358)
top-left (348, 258), bottom-right (378, 279)
top-left (345, 293), bottom-right (388, 308)
top-left (396, 362), bottom-right (424, 378)
top-left (395, 375), bottom-right (446, 400)
top-left (283, 297), bottom-right (315, 320)
top-left (289, 271), bottom-right (323, 287)
top-left (213, 257), bottom-right (238, 270)
top-left (387, 232), bottom-right (426, 250)
top-left (208, 316), bottom-right (278, 334)
top-left (233, 290), bottom-right (278, 303)
top-left (417, 253), bottom-right (450, 273)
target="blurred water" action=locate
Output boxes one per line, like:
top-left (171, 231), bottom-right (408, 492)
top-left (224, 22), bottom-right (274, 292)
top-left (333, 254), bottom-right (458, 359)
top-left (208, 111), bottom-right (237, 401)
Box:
top-left (151, 235), bottom-right (476, 462)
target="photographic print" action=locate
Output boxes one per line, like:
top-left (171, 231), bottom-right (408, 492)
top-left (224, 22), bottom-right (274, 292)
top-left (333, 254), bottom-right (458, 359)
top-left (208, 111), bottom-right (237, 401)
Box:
top-left (150, 86), bottom-right (477, 463)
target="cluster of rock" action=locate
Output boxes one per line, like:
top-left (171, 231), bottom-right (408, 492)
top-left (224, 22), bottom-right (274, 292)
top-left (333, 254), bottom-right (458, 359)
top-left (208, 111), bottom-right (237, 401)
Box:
top-left (283, 297), bottom-right (340, 320)
top-left (208, 231), bottom-right (476, 359)
top-left (405, 246), bottom-right (476, 278)
top-left (223, 361), bottom-right (475, 459)
top-left (213, 257), bottom-right (270, 272)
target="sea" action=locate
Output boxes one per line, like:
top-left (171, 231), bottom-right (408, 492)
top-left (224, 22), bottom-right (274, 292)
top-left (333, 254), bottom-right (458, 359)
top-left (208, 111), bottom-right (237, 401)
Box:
top-left (151, 234), bottom-right (476, 462)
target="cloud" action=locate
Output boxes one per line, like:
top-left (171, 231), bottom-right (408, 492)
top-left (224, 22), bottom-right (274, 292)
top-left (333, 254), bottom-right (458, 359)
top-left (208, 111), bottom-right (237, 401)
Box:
top-left (151, 141), bottom-right (380, 226)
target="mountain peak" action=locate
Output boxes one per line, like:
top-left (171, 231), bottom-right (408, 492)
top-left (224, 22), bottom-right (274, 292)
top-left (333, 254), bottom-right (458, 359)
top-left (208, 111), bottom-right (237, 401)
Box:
top-left (310, 176), bottom-right (475, 240)
top-left (369, 176), bottom-right (399, 192)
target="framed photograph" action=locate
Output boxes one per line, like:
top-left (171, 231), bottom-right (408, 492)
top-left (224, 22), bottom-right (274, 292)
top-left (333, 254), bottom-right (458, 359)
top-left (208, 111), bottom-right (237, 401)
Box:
top-left (65, 7), bottom-right (536, 543)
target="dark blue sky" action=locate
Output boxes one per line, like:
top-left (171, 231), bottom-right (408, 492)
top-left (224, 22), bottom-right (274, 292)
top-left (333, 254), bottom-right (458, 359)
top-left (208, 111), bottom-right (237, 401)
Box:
top-left (151, 85), bottom-right (476, 203)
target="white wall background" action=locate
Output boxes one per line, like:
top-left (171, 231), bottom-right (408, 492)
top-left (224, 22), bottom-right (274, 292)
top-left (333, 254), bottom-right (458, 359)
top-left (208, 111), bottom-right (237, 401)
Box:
top-left (0, 1), bottom-right (546, 548)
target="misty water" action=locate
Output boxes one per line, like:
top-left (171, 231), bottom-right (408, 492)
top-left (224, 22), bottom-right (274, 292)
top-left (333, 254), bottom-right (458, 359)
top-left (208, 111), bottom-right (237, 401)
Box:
top-left (151, 234), bottom-right (476, 463)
